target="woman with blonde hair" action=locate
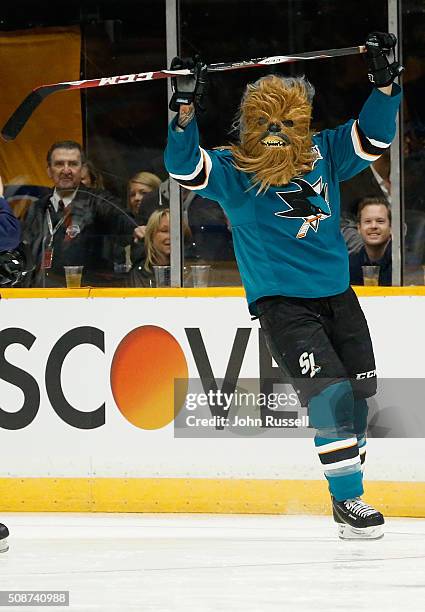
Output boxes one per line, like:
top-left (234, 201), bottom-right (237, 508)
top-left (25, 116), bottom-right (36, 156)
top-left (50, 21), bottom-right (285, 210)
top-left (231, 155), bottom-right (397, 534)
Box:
top-left (128, 208), bottom-right (193, 287)
top-left (128, 208), bottom-right (170, 287)
top-left (128, 171), bottom-right (161, 216)
top-left (144, 208), bottom-right (171, 270)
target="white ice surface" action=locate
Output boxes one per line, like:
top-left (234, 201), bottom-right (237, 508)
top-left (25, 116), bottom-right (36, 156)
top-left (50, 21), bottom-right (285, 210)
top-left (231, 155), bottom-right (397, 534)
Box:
top-left (0, 513), bottom-right (424, 611)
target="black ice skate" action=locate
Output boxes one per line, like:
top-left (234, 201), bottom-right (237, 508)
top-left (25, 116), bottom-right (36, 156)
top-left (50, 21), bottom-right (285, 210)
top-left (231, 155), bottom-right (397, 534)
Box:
top-left (0, 523), bottom-right (9, 553)
top-left (332, 496), bottom-right (384, 540)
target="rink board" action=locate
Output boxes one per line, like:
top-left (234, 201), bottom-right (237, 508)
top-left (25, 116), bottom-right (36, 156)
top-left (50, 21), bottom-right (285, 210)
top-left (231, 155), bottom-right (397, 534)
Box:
top-left (0, 287), bottom-right (424, 515)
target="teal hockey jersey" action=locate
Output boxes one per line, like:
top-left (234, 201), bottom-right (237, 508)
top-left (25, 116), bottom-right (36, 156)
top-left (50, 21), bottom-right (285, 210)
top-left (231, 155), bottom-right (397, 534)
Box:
top-left (164, 85), bottom-right (401, 314)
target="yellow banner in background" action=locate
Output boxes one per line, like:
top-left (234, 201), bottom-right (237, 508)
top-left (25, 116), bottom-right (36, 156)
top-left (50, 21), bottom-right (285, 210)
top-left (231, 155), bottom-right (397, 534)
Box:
top-left (0, 26), bottom-right (82, 187)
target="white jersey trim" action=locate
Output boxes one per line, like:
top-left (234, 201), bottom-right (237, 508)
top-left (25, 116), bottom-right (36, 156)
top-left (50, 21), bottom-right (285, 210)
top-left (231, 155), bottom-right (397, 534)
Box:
top-left (168, 149), bottom-right (205, 180)
top-left (368, 136), bottom-right (391, 148)
top-left (317, 437), bottom-right (358, 455)
top-left (170, 148), bottom-right (213, 191)
top-left (351, 121), bottom-right (389, 161)
top-left (323, 456), bottom-right (362, 471)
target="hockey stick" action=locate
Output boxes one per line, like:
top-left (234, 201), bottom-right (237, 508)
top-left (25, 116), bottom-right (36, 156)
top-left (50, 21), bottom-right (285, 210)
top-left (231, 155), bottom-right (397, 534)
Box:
top-left (1, 45), bottom-right (365, 141)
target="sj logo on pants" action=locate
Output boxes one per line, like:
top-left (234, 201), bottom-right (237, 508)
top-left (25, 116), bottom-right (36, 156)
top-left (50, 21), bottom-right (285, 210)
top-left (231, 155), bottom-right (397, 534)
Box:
top-left (299, 351), bottom-right (322, 378)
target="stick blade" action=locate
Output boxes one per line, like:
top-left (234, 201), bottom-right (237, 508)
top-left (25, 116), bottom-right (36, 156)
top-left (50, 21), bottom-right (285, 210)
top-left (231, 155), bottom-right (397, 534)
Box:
top-left (1, 84), bottom-right (69, 141)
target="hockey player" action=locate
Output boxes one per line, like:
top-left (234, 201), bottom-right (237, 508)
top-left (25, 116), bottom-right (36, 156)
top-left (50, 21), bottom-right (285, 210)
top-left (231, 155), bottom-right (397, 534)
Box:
top-left (0, 173), bottom-right (21, 552)
top-left (164, 33), bottom-right (402, 539)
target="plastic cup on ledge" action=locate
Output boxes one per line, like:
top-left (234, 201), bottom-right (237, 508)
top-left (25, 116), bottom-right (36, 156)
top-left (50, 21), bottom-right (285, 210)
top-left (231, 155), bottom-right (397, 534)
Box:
top-left (153, 265), bottom-right (171, 287)
top-left (362, 265), bottom-right (380, 287)
top-left (64, 266), bottom-right (83, 288)
top-left (191, 265), bottom-right (211, 288)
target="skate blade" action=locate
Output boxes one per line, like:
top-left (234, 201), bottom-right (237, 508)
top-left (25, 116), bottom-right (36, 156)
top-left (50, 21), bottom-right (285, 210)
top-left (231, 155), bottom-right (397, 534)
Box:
top-left (0, 538), bottom-right (9, 553)
top-left (338, 524), bottom-right (384, 540)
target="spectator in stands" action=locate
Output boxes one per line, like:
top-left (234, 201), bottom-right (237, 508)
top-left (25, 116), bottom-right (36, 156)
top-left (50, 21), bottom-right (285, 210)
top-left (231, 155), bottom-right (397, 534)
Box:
top-left (340, 151), bottom-right (391, 254)
top-left (349, 197), bottom-right (392, 286)
top-left (81, 159), bottom-right (105, 190)
top-left (22, 140), bottom-right (141, 287)
top-left (132, 178), bottom-right (234, 263)
top-left (128, 171), bottom-right (161, 217)
top-left (127, 208), bottom-right (170, 287)
top-left (128, 208), bottom-right (194, 287)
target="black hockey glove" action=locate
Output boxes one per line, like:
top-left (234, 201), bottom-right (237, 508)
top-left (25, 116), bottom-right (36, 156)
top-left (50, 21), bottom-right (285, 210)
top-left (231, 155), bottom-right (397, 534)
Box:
top-left (0, 243), bottom-right (33, 287)
top-left (365, 32), bottom-right (404, 87)
top-left (169, 56), bottom-right (208, 112)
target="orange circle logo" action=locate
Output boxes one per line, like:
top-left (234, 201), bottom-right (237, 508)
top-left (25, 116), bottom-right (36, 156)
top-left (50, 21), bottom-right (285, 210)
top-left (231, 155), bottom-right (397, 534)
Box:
top-left (110, 325), bottom-right (188, 429)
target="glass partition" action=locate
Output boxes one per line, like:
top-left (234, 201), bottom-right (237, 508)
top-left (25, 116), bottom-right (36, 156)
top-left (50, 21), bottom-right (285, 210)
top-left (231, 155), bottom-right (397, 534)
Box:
top-left (179, 0), bottom-right (389, 287)
top-left (1, 1), bottom-right (422, 289)
top-left (0, 1), bottom-right (168, 289)
top-left (402, 3), bottom-right (425, 285)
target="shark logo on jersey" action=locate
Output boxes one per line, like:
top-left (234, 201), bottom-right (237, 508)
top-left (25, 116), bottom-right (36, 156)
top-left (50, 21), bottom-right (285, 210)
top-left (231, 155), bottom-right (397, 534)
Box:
top-left (275, 176), bottom-right (330, 239)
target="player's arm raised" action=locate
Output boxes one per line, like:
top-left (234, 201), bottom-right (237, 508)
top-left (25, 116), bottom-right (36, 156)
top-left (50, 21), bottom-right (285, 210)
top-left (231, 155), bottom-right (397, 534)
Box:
top-left (353, 31), bottom-right (403, 163)
top-left (319, 32), bottom-right (402, 182)
top-left (164, 57), bottom-right (236, 203)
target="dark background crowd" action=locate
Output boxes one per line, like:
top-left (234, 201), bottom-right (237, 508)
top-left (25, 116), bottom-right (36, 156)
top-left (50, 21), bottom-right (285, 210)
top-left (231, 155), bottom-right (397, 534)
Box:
top-left (3, 140), bottom-right (235, 288)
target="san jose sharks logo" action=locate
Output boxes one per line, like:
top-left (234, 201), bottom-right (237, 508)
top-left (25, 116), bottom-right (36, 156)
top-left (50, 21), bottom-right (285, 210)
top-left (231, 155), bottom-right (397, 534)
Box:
top-left (275, 176), bottom-right (330, 239)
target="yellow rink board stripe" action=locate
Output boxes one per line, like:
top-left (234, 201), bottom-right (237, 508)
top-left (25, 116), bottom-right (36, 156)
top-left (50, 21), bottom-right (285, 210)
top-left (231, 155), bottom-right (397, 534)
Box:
top-left (1, 286), bottom-right (425, 299)
top-left (0, 287), bottom-right (243, 299)
top-left (0, 478), bottom-right (424, 517)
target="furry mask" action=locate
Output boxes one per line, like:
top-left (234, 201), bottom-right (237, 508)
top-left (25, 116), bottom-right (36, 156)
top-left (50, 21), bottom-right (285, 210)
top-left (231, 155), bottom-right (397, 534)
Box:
top-left (231, 75), bottom-right (316, 192)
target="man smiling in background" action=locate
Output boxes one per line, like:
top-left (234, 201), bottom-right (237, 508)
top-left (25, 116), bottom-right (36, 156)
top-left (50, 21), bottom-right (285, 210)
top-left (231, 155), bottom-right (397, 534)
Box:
top-left (349, 197), bottom-right (392, 286)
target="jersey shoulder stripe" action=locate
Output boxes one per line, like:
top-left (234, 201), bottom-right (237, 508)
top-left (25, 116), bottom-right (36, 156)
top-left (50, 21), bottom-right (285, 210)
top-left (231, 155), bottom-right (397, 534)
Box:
top-left (168, 147), bottom-right (213, 190)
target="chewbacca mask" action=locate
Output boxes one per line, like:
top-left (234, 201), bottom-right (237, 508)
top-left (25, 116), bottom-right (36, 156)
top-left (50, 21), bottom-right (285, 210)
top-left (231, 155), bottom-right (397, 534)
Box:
top-left (231, 75), bottom-right (316, 192)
